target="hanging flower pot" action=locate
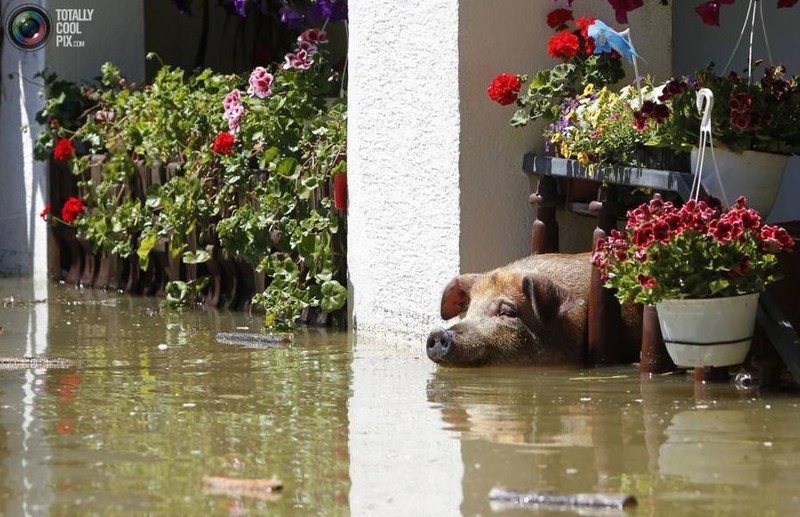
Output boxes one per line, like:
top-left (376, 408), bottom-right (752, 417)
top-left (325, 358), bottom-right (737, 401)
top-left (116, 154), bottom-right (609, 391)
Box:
top-left (333, 172), bottom-right (347, 211)
top-left (656, 293), bottom-right (760, 368)
top-left (691, 146), bottom-right (788, 217)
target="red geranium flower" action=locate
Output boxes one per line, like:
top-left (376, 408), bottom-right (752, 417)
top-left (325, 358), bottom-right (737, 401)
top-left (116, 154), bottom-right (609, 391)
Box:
top-left (575, 15), bottom-right (596, 54)
top-left (53, 138), bottom-right (76, 161)
top-left (546, 8), bottom-right (573, 30)
top-left (548, 30), bottom-right (580, 61)
top-left (40, 204), bottom-right (51, 221)
top-left (487, 73), bottom-right (522, 106)
top-left (212, 131), bottom-right (235, 155)
top-left (61, 197), bottom-right (85, 223)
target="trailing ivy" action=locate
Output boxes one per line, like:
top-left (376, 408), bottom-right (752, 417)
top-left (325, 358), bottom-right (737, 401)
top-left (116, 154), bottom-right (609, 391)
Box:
top-left (36, 36), bottom-right (347, 329)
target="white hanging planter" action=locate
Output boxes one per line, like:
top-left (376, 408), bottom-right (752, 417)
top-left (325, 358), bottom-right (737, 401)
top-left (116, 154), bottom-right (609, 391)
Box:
top-left (691, 146), bottom-right (788, 217)
top-left (656, 293), bottom-right (760, 368)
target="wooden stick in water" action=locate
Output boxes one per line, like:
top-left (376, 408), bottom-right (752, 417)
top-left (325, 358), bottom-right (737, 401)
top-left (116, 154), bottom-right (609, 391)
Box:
top-left (489, 487), bottom-right (637, 511)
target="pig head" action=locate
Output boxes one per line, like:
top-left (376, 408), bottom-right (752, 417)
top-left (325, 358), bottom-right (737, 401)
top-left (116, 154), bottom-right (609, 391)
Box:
top-left (426, 253), bottom-right (603, 366)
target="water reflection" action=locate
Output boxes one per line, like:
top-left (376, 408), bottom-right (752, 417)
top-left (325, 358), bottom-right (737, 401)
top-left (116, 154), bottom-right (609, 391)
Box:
top-left (4, 280), bottom-right (800, 515)
top-left (426, 367), bottom-right (800, 517)
top-left (1, 281), bottom-right (352, 516)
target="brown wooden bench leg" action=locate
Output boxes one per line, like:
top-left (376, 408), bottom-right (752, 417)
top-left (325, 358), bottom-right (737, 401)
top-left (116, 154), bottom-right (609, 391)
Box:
top-left (639, 305), bottom-right (675, 374)
top-left (203, 245), bottom-right (223, 308)
top-left (528, 176), bottom-right (559, 254)
top-left (587, 185), bottom-right (622, 365)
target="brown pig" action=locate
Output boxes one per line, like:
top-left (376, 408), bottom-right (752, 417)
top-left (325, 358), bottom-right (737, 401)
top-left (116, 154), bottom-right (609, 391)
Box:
top-left (426, 253), bottom-right (640, 366)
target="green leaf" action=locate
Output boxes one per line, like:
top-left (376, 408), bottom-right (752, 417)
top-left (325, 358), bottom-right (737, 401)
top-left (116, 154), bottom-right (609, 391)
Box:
top-left (276, 157), bottom-right (299, 178)
top-left (183, 249), bottom-right (211, 264)
top-left (137, 233), bottom-right (157, 271)
top-left (320, 280), bottom-right (347, 313)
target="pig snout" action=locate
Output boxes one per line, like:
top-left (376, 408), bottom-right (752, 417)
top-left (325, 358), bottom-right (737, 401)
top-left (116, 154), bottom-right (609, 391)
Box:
top-left (426, 327), bottom-right (455, 363)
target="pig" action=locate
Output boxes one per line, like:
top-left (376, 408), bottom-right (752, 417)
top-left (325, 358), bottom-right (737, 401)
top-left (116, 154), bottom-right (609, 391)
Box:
top-left (426, 253), bottom-right (640, 366)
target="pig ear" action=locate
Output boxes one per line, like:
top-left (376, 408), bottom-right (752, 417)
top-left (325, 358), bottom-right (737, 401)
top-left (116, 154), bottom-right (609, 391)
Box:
top-left (522, 274), bottom-right (573, 323)
top-left (440, 274), bottom-right (481, 320)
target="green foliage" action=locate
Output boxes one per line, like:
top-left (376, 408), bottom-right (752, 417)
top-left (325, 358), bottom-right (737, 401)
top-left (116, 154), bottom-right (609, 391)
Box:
top-left (36, 46), bottom-right (347, 329)
top-left (593, 195), bottom-right (793, 305)
top-left (650, 64), bottom-right (800, 154)
top-left (164, 277), bottom-right (210, 307)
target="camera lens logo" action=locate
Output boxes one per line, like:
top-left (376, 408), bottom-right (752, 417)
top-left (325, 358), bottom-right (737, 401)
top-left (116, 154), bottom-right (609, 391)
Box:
top-left (5, 5), bottom-right (51, 51)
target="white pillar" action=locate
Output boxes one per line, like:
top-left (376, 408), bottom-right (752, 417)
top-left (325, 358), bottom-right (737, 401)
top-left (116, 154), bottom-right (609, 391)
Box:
top-left (347, 0), bottom-right (462, 343)
top-left (0, 3), bottom-right (48, 276)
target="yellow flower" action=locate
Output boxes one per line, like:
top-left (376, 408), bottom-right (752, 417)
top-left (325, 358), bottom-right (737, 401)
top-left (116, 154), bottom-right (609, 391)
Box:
top-left (577, 151), bottom-right (590, 166)
top-left (583, 84), bottom-right (595, 96)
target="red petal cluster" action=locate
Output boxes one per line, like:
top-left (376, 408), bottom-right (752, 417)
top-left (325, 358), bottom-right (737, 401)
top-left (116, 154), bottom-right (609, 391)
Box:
top-left (546, 8), bottom-right (573, 30)
top-left (61, 197), bottom-right (85, 223)
top-left (53, 138), bottom-right (76, 161)
top-left (487, 74), bottom-right (522, 106)
top-left (212, 131), bottom-right (236, 155)
top-left (548, 30), bottom-right (581, 61)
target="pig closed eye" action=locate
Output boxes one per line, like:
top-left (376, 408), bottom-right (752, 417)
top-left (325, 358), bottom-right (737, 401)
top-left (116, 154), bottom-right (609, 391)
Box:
top-left (498, 303), bottom-right (519, 318)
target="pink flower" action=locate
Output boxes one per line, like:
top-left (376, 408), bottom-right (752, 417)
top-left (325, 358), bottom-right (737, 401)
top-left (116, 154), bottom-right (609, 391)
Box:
top-left (284, 49), bottom-right (314, 70)
top-left (247, 67), bottom-right (274, 98)
top-left (223, 89), bottom-right (242, 112)
top-left (637, 274), bottom-right (656, 289)
top-left (298, 40), bottom-right (318, 56)
top-left (225, 104), bottom-right (244, 133)
top-left (223, 89), bottom-right (245, 133)
top-left (298, 28), bottom-right (328, 45)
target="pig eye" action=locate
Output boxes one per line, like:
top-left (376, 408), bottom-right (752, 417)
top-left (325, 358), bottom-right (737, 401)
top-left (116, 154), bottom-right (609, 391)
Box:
top-left (498, 303), bottom-right (519, 318)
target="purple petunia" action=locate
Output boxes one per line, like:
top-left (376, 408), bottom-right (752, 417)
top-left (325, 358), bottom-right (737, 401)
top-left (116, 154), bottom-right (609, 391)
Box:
top-left (306, 0), bottom-right (348, 23)
top-left (233, 0), bottom-right (247, 17)
top-left (279, 4), bottom-right (305, 28)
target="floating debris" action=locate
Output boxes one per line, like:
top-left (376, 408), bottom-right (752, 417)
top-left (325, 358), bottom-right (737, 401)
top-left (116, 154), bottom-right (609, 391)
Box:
top-left (0, 357), bottom-right (74, 369)
top-left (489, 487), bottom-right (637, 511)
top-left (202, 476), bottom-right (283, 501)
top-left (215, 332), bottom-right (293, 348)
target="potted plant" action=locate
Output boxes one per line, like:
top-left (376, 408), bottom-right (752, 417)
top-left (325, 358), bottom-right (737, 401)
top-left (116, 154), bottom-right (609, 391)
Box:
top-left (487, 9), bottom-right (625, 128)
top-left (633, 64), bottom-right (800, 215)
top-left (591, 194), bottom-right (795, 367)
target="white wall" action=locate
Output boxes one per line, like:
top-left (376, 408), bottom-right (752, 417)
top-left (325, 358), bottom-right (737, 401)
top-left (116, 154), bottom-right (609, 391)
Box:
top-left (0, 1), bottom-right (49, 276)
top-left (347, 0), bottom-right (673, 344)
top-left (0, 0), bottom-right (144, 277)
top-left (347, 0), bottom-right (462, 341)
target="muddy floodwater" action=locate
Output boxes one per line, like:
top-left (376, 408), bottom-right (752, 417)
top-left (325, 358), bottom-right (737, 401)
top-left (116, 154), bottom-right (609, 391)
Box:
top-left (2, 279), bottom-right (800, 516)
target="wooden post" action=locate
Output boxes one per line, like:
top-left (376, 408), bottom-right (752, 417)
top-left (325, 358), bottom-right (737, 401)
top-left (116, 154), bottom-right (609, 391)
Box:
top-left (528, 176), bottom-right (559, 254)
top-left (587, 184), bottom-right (621, 365)
top-left (639, 305), bottom-right (675, 374)
top-left (203, 244), bottom-right (223, 308)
